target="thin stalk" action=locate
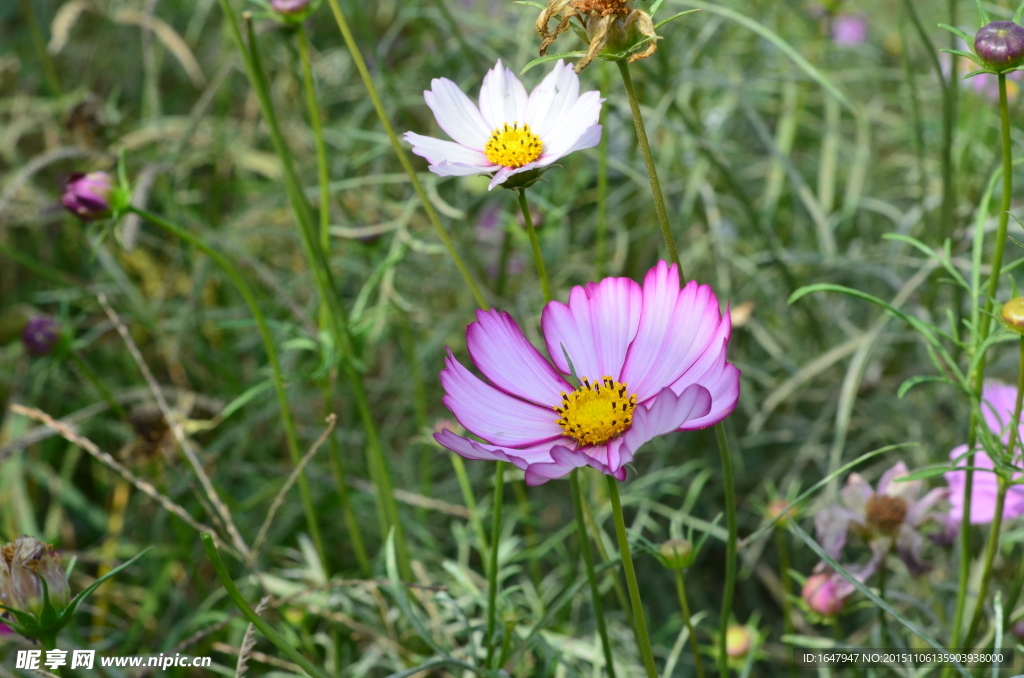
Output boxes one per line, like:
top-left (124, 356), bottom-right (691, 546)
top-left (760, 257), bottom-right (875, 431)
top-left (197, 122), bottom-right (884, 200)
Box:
top-left (451, 453), bottom-right (489, 556)
top-left (878, 555), bottom-right (888, 647)
top-left (495, 226), bottom-right (514, 296)
top-left (322, 384), bottom-right (371, 576)
top-left (581, 484), bottom-right (634, 626)
top-left (68, 351), bottom-right (126, 419)
top-left (715, 423), bottom-right (737, 678)
top-left (399, 314), bottom-right (432, 503)
top-left (38, 634), bottom-right (72, 678)
top-left (940, 0), bottom-right (958, 242)
top-left (596, 62), bottom-right (611, 278)
top-left (512, 478), bottom-right (543, 587)
top-left (674, 570), bottom-right (706, 678)
top-left (964, 336), bottom-right (1024, 647)
top-left (323, 0), bottom-right (487, 308)
top-left (774, 526), bottom-right (794, 638)
top-left (201, 534), bottom-right (331, 678)
top-left (296, 25), bottom-right (332, 251)
top-left (517, 189), bottom-right (551, 302)
top-left (20, 0), bottom-right (61, 97)
top-left (485, 460), bottom-right (506, 668)
top-left (219, 1), bottom-right (410, 577)
top-left (606, 476), bottom-right (659, 678)
top-left (616, 59), bottom-right (680, 274)
top-left (949, 72), bottom-right (1015, 659)
top-left (572, 469), bottom-right (617, 678)
top-left (128, 206), bottom-right (325, 565)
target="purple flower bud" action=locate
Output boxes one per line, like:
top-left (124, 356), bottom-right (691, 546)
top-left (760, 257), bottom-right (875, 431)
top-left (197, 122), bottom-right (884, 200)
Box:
top-left (802, 573), bottom-right (846, 616)
top-left (61, 171), bottom-right (114, 220)
top-left (271, 0), bottom-right (312, 13)
top-left (21, 316), bottom-right (60, 356)
top-left (975, 21), bottom-right (1024, 71)
top-left (0, 537), bottom-right (71, 617)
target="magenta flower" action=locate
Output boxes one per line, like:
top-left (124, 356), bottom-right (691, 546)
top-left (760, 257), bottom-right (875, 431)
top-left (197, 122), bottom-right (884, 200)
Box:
top-left (831, 14), bottom-right (867, 46)
top-left (945, 381), bottom-right (1024, 524)
top-left (61, 171), bottom-right (114, 220)
top-left (434, 261), bottom-right (740, 485)
top-left (802, 572), bottom-right (847, 616)
top-left (271, 0), bottom-right (312, 12)
top-left (816, 462), bottom-right (952, 576)
top-left (21, 316), bottom-right (60, 356)
top-left (404, 60), bottom-right (603, 190)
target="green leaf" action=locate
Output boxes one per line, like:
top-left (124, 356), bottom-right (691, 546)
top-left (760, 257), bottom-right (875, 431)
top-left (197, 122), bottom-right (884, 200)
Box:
top-left (895, 465), bottom-right (994, 481)
top-left (669, 0), bottom-right (853, 111)
top-left (788, 521), bottom-right (971, 678)
top-left (520, 51), bottom-right (588, 75)
top-left (654, 8), bottom-right (701, 30)
top-left (963, 68), bottom-right (993, 79)
top-left (61, 547), bottom-right (152, 622)
top-left (789, 284), bottom-right (939, 347)
top-left (897, 374), bottom-right (961, 399)
top-left (938, 24), bottom-right (978, 45)
top-left (975, 0), bottom-right (991, 25)
top-left (940, 48), bottom-right (981, 63)
top-left (215, 380), bottom-right (274, 423)
top-left (1015, 0), bottom-right (1024, 24)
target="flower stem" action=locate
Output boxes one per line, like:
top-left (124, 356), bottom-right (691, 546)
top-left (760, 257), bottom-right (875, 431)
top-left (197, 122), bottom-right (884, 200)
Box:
top-left (451, 453), bottom-right (489, 557)
top-left (596, 62), bottom-right (611, 278)
top-left (675, 570), bottom-right (706, 678)
top-left (606, 475), bottom-right (659, 678)
top-left (774, 526), bottom-right (794, 637)
top-left (949, 71), bottom-right (1015, 662)
top-left (321, 384), bottom-right (371, 576)
top-left (572, 469), bottom-right (617, 678)
top-left (127, 206), bottom-right (324, 566)
top-left (616, 59), bottom-right (680, 275)
top-left (295, 25), bottom-right (332, 252)
top-left (485, 460), bottom-right (506, 668)
top-left (964, 336), bottom-right (1024, 646)
top-left (715, 423), bottom-right (737, 678)
top-left (518, 189), bottom-right (551, 303)
top-left (323, 0), bottom-right (487, 308)
top-left (877, 555), bottom-right (889, 646)
top-left (200, 534), bottom-right (331, 678)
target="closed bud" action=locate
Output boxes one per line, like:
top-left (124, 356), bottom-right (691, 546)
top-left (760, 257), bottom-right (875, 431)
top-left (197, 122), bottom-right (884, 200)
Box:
top-left (767, 499), bottom-right (798, 527)
top-left (0, 537), bottom-right (70, 617)
top-left (975, 21), bottom-right (1024, 72)
top-left (659, 538), bottom-right (694, 570)
top-left (1003, 297), bottom-right (1024, 333)
top-left (61, 171), bottom-right (114, 220)
top-left (725, 625), bottom-right (753, 658)
top-left (802, 573), bottom-right (845, 616)
top-left (21, 316), bottom-right (60, 357)
top-left (271, 0), bottom-right (312, 13)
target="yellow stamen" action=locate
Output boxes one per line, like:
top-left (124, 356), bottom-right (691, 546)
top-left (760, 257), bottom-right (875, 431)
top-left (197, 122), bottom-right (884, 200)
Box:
top-left (484, 122), bottom-right (543, 168)
top-left (554, 375), bottom-right (637, 446)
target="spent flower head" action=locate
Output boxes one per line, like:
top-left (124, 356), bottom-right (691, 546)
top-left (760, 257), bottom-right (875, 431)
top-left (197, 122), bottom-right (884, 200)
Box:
top-left (535, 0), bottom-right (694, 72)
top-left (434, 261), bottom-right (740, 485)
top-left (404, 60), bottom-right (603, 191)
top-left (0, 537), bottom-right (70, 618)
top-left (816, 462), bottom-right (952, 576)
top-left (21, 316), bottom-right (61, 357)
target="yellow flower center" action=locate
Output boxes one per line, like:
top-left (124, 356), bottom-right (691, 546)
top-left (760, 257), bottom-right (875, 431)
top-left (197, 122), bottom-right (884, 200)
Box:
top-left (484, 122), bottom-right (543, 168)
top-left (554, 376), bottom-right (638, 446)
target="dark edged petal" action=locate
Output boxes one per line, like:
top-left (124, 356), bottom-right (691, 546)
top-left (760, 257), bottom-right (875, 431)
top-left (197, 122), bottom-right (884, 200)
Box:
top-left (542, 275), bottom-right (643, 381)
top-left (672, 338), bottom-right (740, 431)
top-left (611, 385), bottom-right (711, 471)
top-left (467, 309), bottom-right (571, 407)
top-left (434, 429), bottom-right (564, 470)
top-left (440, 349), bottom-right (565, 447)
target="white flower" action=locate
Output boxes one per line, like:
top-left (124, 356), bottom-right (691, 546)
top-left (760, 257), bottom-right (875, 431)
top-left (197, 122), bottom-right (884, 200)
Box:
top-left (404, 59), bottom-right (604, 190)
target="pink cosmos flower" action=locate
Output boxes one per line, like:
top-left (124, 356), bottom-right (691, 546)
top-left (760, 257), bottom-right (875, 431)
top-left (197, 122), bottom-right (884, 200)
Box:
top-left (831, 15), bottom-right (867, 46)
top-left (945, 381), bottom-right (1024, 524)
top-left (433, 261), bottom-right (740, 485)
top-left (404, 60), bottom-right (603, 190)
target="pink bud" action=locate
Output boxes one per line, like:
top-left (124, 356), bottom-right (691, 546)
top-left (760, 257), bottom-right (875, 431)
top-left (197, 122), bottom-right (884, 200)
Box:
top-left (271, 0), bottom-right (312, 13)
top-left (802, 573), bottom-right (845, 616)
top-left (61, 171), bottom-right (114, 220)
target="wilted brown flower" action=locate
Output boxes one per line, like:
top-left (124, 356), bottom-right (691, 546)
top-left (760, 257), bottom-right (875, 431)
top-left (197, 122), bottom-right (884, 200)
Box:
top-left (0, 537), bottom-right (70, 616)
top-left (536, 0), bottom-right (659, 72)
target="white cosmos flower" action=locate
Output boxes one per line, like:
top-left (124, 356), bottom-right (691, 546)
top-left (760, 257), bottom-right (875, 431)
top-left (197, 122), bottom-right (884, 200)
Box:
top-left (404, 59), bottom-right (604, 191)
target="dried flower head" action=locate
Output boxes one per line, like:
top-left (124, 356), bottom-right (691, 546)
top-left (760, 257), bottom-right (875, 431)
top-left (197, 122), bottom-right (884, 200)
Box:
top-left (0, 537), bottom-right (70, 617)
top-left (536, 0), bottom-right (660, 72)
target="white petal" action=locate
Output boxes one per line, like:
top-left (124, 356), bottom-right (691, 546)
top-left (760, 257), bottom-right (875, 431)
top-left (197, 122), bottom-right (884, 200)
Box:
top-left (535, 125), bottom-right (602, 167)
top-left (487, 163), bottom-right (540, 190)
top-left (479, 60), bottom-right (529, 129)
top-left (526, 60), bottom-right (580, 137)
top-left (424, 78), bottom-right (491, 149)
top-left (430, 161), bottom-right (495, 177)
top-left (405, 132), bottom-right (491, 166)
top-left (536, 92), bottom-right (604, 160)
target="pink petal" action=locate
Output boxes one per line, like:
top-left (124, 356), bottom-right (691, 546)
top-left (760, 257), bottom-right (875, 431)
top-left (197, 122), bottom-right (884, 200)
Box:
top-left (424, 77), bottom-right (491, 150)
top-left (877, 461), bottom-right (917, 500)
top-left (434, 429), bottom-right (563, 470)
top-left (672, 339), bottom-right (740, 431)
top-left (981, 381), bottom-right (1023, 444)
top-left (467, 309), bottom-right (571, 407)
top-left (478, 60), bottom-right (529, 130)
top-left (841, 472), bottom-right (874, 516)
top-left (404, 132), bottom-right (491, 167)
top-left (945, 446), bottom-right (1005, 524)
top-left (541, 276), bottom-right (642, 382)
top-left (440, 350), bottom-right (565, 447)
top-left (620, 262), bottom-right (728, 402)
top-left (523, 445), bottom-right (591, 485)
top-left (905, 487), bottom-right (952, 527)
top-left (612, 385), bottom-right (712, 471)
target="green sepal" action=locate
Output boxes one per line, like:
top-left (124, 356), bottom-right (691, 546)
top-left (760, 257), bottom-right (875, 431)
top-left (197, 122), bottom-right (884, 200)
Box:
top-left (1015, 0), bottom-right (1024, 24)
top-left (58, 547), bottom-right (152, 625)
top-left (941, 47), bottom-right (982, 64)
top-left (938, 23), bottom-right (978, 45)
top-left (520, 51), bottom-right (588, 75)
top-left (975, 0), bottom-right (991, 25)
top-left (655, 8), bottom-right (700, 30)
top-left (962, 68), bottom-right (994, 79)
top-left (495, 167), bottom-right (550, 191)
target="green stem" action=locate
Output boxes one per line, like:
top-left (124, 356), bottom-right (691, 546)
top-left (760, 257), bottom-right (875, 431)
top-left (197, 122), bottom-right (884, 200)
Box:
top-left (572, 469), bottom-right (617, 678)
top-left (322, 383), bottom-right (371, 576)
top-left (596, 62), bottom-right (611, 279)
top-left (715, 423), bottom-right (737, 678)
top-left (675, 570), bottom-right (706, 678)
top-left (495, 226), bottom-right (514, 296)
top-left (128, 206), bottom-right (325, 566)
top-left (606, 475), bottom-right (659, 678)
top-left (877, 555), bottom-right (888, 647)
top-left (38, 634), bottom-right (72, 678)
top-left (323, 0), bottom-right (487, 308)
top-left (949, 72), bottom-right (1014, 661)
top-left (68, 351), bottom-right (126, 418)
top-left (512, 479), bottom-right (542, 587)
top-left (616, 59), bottom-right (680, 274)
top-left (964, 337), bottom-right (1024, 646)
top-left (296, 25), bottom-right (332, 252)
top-left (485, 461), bottom-right (506, 668)
top-left (200, 534), bottom-right (331, 678)
top-left (451, 453), bottom-right (489, 557)
top-left (20, 0), bottom-right (61, 97)
top-left (774, 526), bottom-right (795, 638)
top-left (517, 189), bottom-right (551, 303)
top-left (581, 483), bottom-right (634, 626)
top-left (940, 0), bottom-right (958, 242)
